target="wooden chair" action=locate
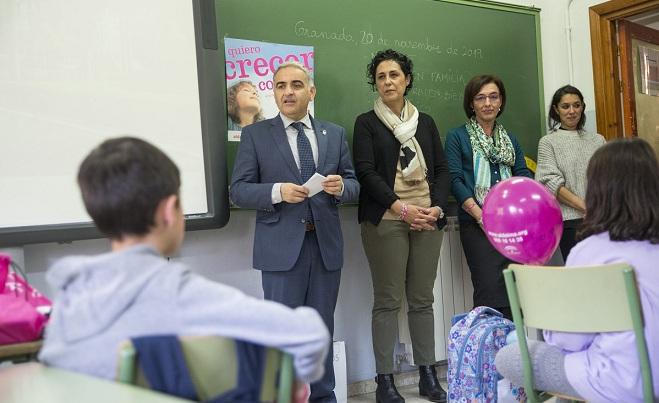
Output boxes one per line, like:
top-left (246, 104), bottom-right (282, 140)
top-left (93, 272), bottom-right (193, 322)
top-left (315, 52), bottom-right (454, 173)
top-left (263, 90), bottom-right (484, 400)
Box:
top-left (116, 336), bottom-right (294, 403)
top-left (0, 340), bottom-right (42, 363)
top-left (503, 263), bottom-right (654, 403)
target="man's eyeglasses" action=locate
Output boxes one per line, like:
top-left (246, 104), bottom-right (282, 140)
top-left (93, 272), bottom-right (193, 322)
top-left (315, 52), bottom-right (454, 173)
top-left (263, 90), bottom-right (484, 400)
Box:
top-left (473, 93), bottom-right (500, 104)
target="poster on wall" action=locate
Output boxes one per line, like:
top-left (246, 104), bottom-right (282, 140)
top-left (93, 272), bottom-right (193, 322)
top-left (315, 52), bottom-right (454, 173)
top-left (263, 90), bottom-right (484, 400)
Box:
top-left (224, 38), bottom-right (315, 141)
top-left (639, 45), bottom-right (659, 97)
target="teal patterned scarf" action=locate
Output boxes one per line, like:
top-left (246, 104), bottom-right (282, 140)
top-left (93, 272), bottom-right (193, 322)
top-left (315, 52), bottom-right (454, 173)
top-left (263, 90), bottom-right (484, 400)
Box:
top-left (466, 117), bottom-right (515, 204)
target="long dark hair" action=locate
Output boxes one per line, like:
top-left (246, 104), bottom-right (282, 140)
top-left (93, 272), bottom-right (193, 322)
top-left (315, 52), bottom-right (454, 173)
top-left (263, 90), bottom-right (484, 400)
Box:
top-left (548, 85), bottom-right (586, 132)
top-left (578, 138), bottom-right (659, 243)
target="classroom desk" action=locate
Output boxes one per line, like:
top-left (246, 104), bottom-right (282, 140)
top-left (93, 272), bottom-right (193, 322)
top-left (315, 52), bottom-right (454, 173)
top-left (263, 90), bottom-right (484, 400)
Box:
top-left (0, 341), bottom-right (42, 363)
top-left (0, 363), bottom-right (190, 403)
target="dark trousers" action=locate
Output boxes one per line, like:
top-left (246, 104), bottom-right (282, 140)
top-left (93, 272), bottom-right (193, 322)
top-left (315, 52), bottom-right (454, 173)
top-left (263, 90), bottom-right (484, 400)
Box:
top-left (559, 219), bottom-right (583, 262)
top-left (261, 231), bottom-right (341, 403)
top-left (460, 221), bottom-right (512, 318)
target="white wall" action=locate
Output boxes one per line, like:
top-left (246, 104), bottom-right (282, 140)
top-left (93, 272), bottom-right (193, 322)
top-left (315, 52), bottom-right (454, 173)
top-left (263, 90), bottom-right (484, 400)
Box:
top-left (504, 0), bottom-right (605, 134)
top-left (3, 0), bottom-right (606, 384)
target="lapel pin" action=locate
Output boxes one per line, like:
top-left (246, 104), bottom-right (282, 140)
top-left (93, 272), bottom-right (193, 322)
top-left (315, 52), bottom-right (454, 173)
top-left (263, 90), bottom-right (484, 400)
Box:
top-left (322, 129), bottom-right (327, 135)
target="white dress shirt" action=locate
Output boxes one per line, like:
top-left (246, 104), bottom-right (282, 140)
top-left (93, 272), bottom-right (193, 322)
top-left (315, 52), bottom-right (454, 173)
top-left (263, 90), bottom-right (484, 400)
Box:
top-left (270, 113), bottom-right (344, 203)
top-left (271, 113), bottom-right (318, 204)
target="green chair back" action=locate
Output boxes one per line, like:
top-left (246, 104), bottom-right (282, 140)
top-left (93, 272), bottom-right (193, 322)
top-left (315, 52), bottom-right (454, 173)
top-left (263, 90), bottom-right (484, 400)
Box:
top-left (503, 263), bottom-right (654, 403)
top-left (116, 336), bottom-right (293, 403)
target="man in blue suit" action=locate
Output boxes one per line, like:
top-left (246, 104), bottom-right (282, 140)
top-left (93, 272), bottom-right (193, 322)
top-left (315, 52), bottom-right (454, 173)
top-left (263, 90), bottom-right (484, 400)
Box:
top-left (230, 62), bottom-right (359, 403)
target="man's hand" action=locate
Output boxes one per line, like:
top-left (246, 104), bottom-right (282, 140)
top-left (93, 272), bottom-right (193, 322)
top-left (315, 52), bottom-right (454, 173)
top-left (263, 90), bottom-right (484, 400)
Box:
top-left (281, 183), bottom-right (309, 203)
top-left (321, 175), bottom-right (343, 196)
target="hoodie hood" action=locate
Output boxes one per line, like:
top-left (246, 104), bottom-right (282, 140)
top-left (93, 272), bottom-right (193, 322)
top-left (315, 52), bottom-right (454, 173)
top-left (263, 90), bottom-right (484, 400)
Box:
top-left (47, 245), bottom-right (166, 342)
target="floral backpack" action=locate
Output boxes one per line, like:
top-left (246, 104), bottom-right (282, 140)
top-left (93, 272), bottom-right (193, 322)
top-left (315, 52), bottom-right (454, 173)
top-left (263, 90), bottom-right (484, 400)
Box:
top-left (447, 306), bottom-right (525, 402)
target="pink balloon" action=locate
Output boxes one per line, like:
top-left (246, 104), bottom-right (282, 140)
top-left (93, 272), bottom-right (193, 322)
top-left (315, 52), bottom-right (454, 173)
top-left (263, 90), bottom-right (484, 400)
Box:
top-left (482, 177), bottom-right (563, 265)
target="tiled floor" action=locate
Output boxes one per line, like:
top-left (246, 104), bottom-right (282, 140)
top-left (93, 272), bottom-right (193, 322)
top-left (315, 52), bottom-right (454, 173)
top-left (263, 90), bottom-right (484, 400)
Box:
top-left (347, 382), bottom-right (558, 402)
top-left (348, 382), bottom-right (448, 403)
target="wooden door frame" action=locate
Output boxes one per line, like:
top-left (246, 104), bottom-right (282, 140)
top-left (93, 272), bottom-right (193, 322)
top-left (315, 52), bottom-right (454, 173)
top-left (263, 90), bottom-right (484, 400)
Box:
top-left (618, 19), bottom-right (659, 136)
top-left (589, 0), bottom-right (659, 140)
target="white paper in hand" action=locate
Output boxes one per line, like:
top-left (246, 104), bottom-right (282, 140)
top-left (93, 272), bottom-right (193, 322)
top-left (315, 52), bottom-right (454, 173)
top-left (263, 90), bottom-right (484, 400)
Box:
top-left (303, 172), bottom-right (327, 197)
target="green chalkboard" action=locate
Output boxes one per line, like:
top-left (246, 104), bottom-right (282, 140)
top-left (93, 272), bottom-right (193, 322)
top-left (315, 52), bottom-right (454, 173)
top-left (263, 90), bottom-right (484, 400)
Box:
top-left (217, 0), bottom-right (544, 177)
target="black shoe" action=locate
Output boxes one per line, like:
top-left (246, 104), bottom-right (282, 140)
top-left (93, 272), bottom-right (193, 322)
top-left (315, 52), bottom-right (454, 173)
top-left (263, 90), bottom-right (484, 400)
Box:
top-left (418, 365), bottom-right (447, 402)
top-left (375, 374), bottom-right (405, 403)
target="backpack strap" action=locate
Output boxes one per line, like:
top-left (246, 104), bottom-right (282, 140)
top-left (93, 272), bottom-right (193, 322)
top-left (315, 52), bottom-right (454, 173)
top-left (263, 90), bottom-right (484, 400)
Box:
top-left (209, 341), bottom-right (266, 403)
top-left (461, 306), bottom-right (504, 328)
top-left (131, 335), bottom-right (198, 400)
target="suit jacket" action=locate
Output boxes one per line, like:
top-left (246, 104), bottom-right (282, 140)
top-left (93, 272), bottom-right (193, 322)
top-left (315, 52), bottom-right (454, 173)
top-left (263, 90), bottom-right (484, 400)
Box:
top-left (352, 110), bottom-right (450, 228)
top-left (230, 115), bottom-right (359, 272)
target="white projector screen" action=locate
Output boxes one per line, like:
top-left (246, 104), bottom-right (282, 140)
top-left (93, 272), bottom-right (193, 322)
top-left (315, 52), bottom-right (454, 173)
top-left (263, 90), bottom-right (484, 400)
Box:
top-left (0, 0), bottom-right (229, 245)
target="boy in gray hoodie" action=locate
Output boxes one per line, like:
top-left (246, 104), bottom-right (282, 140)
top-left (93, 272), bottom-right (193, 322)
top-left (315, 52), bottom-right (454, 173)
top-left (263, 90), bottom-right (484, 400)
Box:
top-left (38, 137), bottom-right (330, 386)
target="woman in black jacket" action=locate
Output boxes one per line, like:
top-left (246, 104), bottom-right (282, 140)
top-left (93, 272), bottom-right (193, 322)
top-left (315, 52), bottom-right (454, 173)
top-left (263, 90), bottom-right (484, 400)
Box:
top-left (353, 49), bottom-right (450, 403)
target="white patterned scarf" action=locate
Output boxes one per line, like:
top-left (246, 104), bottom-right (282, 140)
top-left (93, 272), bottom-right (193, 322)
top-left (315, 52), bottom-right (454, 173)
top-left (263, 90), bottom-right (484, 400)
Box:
top-left (466, 117), bottom-right (515, 204)
top-left (374, 97), bottom-right (426, 182)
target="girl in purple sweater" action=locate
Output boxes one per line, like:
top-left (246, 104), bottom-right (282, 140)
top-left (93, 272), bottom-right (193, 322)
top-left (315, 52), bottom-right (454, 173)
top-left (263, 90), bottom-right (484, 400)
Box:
top-left (495, 138), bottom-right (659, 402)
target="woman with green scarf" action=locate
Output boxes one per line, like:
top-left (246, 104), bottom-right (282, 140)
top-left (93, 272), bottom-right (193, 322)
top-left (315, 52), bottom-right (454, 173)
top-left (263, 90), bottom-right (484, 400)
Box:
top-left (445, 74), bottom-right (531, 320)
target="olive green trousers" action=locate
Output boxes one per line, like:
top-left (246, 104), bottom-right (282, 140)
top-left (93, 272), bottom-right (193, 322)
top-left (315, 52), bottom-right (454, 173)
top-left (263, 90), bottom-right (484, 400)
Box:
top-left (361, 220), bottom-right (443, 373)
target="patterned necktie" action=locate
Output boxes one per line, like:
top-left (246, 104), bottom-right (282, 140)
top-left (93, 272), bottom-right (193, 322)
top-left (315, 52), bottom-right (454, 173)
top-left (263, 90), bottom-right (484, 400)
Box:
top-left (292, 121), bottom-right (316, 182)
top-left (291, 121), bottom-right (316, 223)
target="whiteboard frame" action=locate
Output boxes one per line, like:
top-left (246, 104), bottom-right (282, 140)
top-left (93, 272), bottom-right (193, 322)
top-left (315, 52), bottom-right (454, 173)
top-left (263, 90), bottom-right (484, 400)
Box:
top-left (0, 0), bottom-right (229, 246)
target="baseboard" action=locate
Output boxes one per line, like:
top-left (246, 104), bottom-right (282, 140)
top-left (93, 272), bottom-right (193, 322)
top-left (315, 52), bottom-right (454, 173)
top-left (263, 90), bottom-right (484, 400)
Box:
top-left (347, 362), bottom-right (447, 397)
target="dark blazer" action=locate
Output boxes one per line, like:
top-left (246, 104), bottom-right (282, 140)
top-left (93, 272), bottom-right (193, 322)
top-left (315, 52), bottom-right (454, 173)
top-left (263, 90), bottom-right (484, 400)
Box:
top-left (352, 110), bottom-right (450, 229)
top-left (230, 115), bottom-right (359, 272)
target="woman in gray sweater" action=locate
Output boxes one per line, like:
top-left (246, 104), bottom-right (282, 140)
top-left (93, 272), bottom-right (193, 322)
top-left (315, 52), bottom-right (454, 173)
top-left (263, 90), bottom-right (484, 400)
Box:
top-left (535, 85), bottom-right (605, 260)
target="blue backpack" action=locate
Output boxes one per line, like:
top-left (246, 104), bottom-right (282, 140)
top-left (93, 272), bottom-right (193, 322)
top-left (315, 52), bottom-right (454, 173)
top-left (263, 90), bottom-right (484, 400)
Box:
top-left (447, 306), bottom-right (523, 402)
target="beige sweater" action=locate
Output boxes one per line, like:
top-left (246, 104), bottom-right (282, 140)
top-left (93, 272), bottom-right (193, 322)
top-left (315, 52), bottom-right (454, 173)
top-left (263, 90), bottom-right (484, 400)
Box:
top-left (535, 129), bottom-right (605, 220)
top-left (382, 161), bottom-right (430, 220)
